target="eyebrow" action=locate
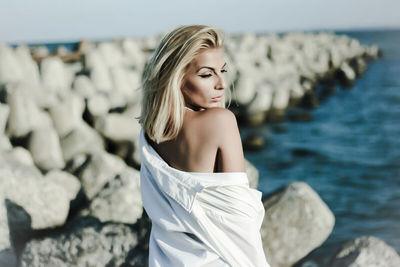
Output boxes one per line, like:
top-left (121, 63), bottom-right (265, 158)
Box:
top-left (196, 62), bottom-right (227, 73)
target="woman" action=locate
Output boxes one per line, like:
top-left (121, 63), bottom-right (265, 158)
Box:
top-left (137, 25), bottom-right (270, 267)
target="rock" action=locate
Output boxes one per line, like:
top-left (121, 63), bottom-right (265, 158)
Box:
top-left (0, 135), bottom-right (11, 151)
top-left (48, 92), bottom-right (85, 138)
top-left (19, 216), bottom-right (139, 267)
top-left (30, 46), bottom-right (49, 58)
top-left (243, 134), bottom-right (266, 151)
top-left (245, 84), bottom-right (272, 125)
top-left (90, 65), bottom-right (113, 93)
top-left (98, 42), bottom-right (124, 68)
top-left (6, 83), bottom-right (53, 138)
top-left (110, 66), bottom-right (135, 100)
top-left (94, 113), bottom-right (140, 142)
top-left (60, 122), bottom-right (105, 162)
top-left (44, 170), bottom-right (81, 201)
top-left (80, 167), bottom-right (143, 224)
top-left (234, 71), bottom-right (256, 105)
top-left (40, 57), bottom-right (71, 97)
top-left (72, 75), bottom-right (96, 99)
top-left (336, 61), bottom-right (356, 88)
top-left (245, 159), bottom-right (259, 189)
top-left (87, 93), bottom-right (110, 118)
top-left (79, 151), bottom-right (126, 200)
top-left (0, 194), bottom-right (17, 267)
top-left (261, 181), bottom-right (335, 267)
top-left (272, 86), bottom-right (290, 110)
top-left (0, 152), bottom-right (71, 230)
top-left (28, 126), bottom-right (65, 171)
top-left (0, 44), bottom-right (23, 84)
top-left (328, 236), bottom-right (400, 267)
top-left (0, 103), bottom-right (9, 132)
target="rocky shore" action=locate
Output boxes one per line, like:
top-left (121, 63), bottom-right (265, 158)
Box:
top-left (1, 31), bottom-right (399, 267)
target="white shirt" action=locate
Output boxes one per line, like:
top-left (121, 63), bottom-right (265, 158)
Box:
top-left (139, 129), bottom-right (271, 267)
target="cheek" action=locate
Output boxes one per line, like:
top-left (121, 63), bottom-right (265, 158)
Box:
top-left (185, 78), bottom-right (210, 97)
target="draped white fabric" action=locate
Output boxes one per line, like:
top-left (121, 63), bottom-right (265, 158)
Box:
top-left (139, 129), bottom-right (270, 267)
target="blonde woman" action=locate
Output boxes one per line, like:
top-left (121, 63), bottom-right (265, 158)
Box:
top-left (137, 25), bottom-right (270, 267)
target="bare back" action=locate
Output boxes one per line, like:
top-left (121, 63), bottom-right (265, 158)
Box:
top-left (145, 107), bottom-right (246, 173)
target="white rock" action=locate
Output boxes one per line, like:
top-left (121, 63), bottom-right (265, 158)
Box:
top-left (40, 57), bottom-right (70, 97)
top-left (94, 113), bottom-right (140, 142)
top-left (98, 42), bottom-right (124, 68)
top-left (87, 93), bottom-right (110, 117)
top-left (79, 151), bottom-right (126, 199)
top-left (6, 83), bottom-right (52, 138)
top-left (329, 236), bottom-right (400, 267)
top-left (28, 126), bottom-right (65, 171)
top-left (0, 103), bottom-right (9, 133)
top-left (72, 75), bottom-right (96, 99)
top-left (84, 167), bottom-right (142, 224)
top-left (60, 122), bottom-right (105, 162)
top-left (49, 92), bottom-right (85, 138)
top-left (90, 66), bottom-right (113, 93)
top-left (0, 44), bottom-right (23, 84)
top-left (272, 86), bottom-right (290, 110)
top-left (262, 182), bottom-right (335, 267)
top-left (44, 170), bottom-right (81, 201)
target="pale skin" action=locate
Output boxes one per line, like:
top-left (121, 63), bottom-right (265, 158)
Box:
top-left (147, 47), bottom-right (246, 173)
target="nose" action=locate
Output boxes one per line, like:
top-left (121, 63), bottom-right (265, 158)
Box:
top-left (215, 74), bottom-right (226, 90)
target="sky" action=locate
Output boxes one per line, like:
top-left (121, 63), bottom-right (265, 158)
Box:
top-left (1, 0), bottom-right (399, 44)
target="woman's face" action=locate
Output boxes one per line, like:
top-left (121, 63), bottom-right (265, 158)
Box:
top-left (181, 48), bottom-right (227, 111)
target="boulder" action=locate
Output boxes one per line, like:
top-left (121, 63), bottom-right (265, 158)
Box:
top-left (261, 181), bottom-right (335, 267)
top-left (80, 167), bottom-right (143, 224)
top-left (79, 151), bottom-right (126, 200)
top-left (329, 236), bottom-right (400, 267)
top-left (28, 126), bottom-right (65, 171)
top-left (20, 216), bottom-right (139, 267)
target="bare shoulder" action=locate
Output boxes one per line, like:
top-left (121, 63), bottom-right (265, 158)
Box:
top-left (199, 107), bottom-right (246, 172)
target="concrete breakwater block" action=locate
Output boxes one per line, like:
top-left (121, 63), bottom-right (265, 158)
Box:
top-left (261, 181), bottom-right (335, 267)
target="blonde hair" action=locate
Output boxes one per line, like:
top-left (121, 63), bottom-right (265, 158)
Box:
top-left (137, 24), bottom-right (233, 144)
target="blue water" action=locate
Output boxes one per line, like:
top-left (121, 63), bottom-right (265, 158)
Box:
top-left (241, 29), bottom-right (400, 265)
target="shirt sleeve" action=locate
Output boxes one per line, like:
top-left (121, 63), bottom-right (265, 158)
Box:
top-left (191, 184), bottom-right (271, 267)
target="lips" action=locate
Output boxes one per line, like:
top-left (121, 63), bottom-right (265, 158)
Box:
top-left (212, 95), bottom-right (223, 99)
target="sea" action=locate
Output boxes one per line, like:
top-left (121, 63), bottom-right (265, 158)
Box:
top-left (16, 28), bottom-right (400, 265)
top-left (241, 29), bottom-right (400, 265)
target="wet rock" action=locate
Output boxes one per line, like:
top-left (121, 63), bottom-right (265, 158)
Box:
top-left (261, 181), bottom-right (335, 267)
top-left (20, 216), bottom-right (139, 267)
top-left (328, 236), bottom-right (400, 267)
top-left (243, 134), bottom-right (266, 151)
top-left (286, 109), bottom-right (312, 122)
top-left (336, 61), bottom-right (356, 88)
top-left (300, 90), bottom-right (319, 109)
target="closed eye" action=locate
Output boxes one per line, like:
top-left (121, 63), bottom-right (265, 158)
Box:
top-left (199, 69), bottom-right (227, 78)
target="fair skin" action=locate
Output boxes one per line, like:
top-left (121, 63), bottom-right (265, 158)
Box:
top-left (148, 48), bottom-right (246, 173)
